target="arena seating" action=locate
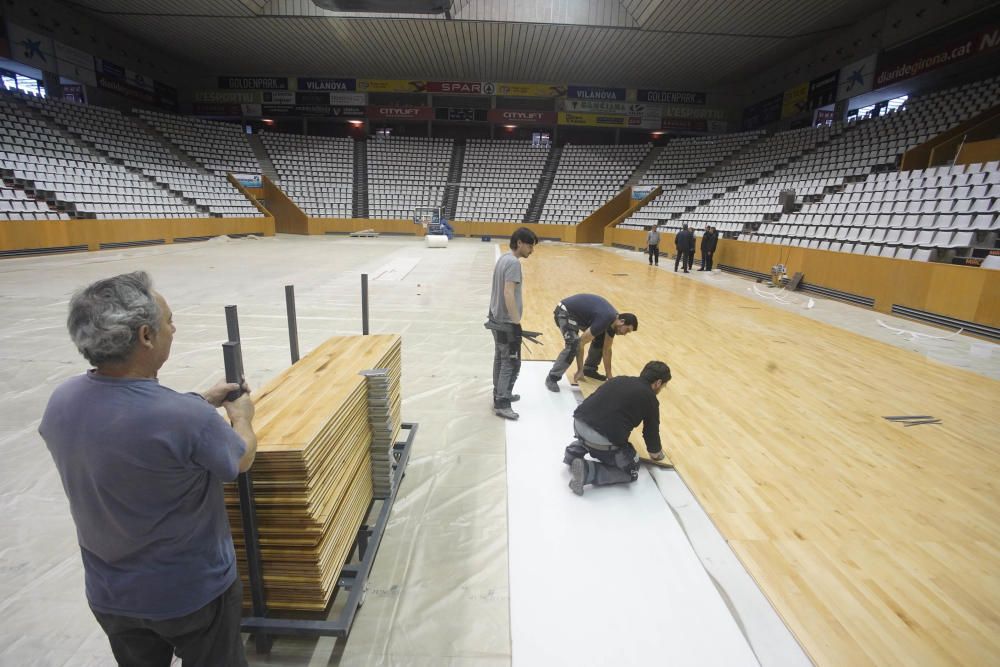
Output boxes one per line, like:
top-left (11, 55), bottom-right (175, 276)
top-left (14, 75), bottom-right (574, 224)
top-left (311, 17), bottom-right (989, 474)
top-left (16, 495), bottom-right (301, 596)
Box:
top-left (261, 132), bottom-right (353, 218)
top-left (454, 139), bottom-right (549, 222)
top-left (626, 131), bottom-right (766, 227)
top-left (367, 136), bottom-right (451, 219)
top-left (137, 109), bottom-right (261, 177)
top-left (538, 143), bottom-right (650, 225)
top-left (620, 75), bottom-right (1000, 263)
top-left (26, 97), bottom-right (260, 218)
top-left (0, 91), bottom-right (199, 220)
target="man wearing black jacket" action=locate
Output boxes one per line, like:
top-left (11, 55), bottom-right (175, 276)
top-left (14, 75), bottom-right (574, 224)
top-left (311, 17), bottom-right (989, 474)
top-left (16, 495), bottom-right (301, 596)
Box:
top-left (700, 225), bottom-right (719, 271)
top-left (674, 224), bottom-right (694, 273)
top-left (563, 361), bottom-right (671, 495)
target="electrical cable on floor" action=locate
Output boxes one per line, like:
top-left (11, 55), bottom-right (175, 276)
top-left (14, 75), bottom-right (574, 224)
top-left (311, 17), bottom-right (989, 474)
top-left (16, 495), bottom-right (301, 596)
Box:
top-left (876, 319), bottom-right (963, 341)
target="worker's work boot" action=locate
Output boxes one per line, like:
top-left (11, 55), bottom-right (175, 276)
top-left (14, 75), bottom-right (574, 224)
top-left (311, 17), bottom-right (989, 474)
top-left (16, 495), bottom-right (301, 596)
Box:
top-left (569, 458), bottom-right (587, 496)
top-left (583, 369), bottom-right (606, 381)
top-left (494, 406), bottom-right (519, 420)
top-left (545, 376), bottom-right (560, 392)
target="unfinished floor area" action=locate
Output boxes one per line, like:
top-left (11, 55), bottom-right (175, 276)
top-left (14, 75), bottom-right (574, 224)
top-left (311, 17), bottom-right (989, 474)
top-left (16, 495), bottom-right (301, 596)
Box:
top-left (0, 234), bottom-right (997, 666)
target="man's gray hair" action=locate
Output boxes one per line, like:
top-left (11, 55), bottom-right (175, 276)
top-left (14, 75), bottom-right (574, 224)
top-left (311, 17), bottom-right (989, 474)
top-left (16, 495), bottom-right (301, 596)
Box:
top-left (67, 271), bottom-right (161, 366)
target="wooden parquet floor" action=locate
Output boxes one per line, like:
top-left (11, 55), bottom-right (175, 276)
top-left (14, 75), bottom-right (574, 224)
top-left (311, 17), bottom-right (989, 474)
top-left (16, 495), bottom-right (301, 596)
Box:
top-left (512, 243), bottom-right (1000, 667)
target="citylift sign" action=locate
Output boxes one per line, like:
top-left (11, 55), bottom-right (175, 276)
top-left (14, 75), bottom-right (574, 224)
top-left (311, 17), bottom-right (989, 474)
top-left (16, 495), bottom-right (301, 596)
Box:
top-left (366, 105), bottom-right (434, 121)
top-left (486, 109), bottom-right (558, 124)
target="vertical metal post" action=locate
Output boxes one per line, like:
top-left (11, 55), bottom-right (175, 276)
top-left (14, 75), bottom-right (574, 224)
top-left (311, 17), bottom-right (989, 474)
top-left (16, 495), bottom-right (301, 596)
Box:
top-left (225, 305), bottom-right (240, 343)
top-left (361, 273), bottom-right (369, 335)
top-left (284, 285), bottom-right (300, 364)
top-left (223, 305), bottom-right (271, 652)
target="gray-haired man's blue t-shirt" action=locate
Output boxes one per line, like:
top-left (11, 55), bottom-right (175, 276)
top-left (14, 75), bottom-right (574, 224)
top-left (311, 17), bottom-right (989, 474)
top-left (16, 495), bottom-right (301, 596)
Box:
top-left (39, 371), bottom-right (246, 620)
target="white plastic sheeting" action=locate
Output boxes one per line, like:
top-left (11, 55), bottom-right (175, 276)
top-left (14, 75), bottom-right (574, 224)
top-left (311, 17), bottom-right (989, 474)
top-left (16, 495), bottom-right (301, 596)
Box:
top-left (506, 362), bottom-right (760, 667)
top-left (0, 236), bottom-right (512, 666)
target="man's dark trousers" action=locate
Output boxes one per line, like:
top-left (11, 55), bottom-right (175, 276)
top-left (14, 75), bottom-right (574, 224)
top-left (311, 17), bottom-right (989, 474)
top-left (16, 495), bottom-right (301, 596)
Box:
top-left (90, 579), bottom-right (247, 667)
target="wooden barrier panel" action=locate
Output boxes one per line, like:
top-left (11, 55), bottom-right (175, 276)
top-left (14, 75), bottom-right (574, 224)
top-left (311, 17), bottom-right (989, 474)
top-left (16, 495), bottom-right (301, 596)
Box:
top-left (605, 227), bottom-right (1000, 327)
top-left (0, 216), bottom-right (274, 254)
top-left (956, 138), bottom-right (1000, 166)
top-left (262, 175), bottom-right (309, 234)
top-left (226, 174), bottom-right (272, 218)
top-left (575, 188), bottom-right (632, 244)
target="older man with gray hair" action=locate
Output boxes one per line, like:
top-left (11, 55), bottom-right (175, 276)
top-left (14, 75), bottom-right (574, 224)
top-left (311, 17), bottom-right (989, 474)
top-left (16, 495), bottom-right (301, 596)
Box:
top-left (39, 271), bottom-right (256, 667)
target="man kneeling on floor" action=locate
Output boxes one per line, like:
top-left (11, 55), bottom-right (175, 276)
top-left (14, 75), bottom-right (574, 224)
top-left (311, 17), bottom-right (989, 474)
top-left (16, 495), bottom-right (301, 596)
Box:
top-left (564, 361), bottom-right (670, 496)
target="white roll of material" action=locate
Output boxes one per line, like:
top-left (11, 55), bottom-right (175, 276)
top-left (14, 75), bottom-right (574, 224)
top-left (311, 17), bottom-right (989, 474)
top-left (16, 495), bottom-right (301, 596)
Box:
top-left (425, 235), bottom-right (449, 248)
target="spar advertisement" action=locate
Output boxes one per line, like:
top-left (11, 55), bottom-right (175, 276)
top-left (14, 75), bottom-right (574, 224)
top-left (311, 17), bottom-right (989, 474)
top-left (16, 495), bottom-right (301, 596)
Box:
top-left (874, 8), bottom-right (1000, 88)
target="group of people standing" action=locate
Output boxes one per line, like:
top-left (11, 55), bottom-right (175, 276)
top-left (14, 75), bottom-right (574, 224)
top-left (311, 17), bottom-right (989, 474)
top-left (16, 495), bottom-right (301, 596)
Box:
top-left (647, 223), bottom-right (719, 272)
top-left (489, 228), bottom-right (672, 497)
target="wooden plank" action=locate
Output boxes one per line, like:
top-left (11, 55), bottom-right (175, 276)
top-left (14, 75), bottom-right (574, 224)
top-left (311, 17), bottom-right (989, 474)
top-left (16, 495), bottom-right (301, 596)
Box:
top-left (226, 334), bottom-right (402, 611)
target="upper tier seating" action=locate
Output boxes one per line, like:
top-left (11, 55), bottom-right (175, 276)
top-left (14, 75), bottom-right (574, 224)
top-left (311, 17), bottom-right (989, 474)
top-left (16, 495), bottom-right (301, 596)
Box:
top-left (454, 139), bottom-right (549, 222)
top-left (538, 143), bottom-right (650, 225)
top-left (28, 97), bottom-right (260, 218)
top-left (619, 75), bottom-right (1000, 263)
top-left (0, 91), bottom-right (199, 219)
top-left (137, 109), bottom-right (261, 177)
top-left (366, 136), bottom-right (451, 219)
top-left (261, 132), bottom-right (353, 218)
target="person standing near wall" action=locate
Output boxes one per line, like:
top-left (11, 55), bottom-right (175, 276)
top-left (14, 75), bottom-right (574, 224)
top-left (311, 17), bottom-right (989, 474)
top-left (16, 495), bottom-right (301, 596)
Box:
top-left (646, 225), bottom-right (661, 266)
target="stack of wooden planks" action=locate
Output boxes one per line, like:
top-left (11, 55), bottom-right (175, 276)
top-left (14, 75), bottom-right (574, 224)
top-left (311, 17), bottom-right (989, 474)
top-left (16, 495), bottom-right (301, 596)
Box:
top-left (226, 334), bottom-right (402, 611)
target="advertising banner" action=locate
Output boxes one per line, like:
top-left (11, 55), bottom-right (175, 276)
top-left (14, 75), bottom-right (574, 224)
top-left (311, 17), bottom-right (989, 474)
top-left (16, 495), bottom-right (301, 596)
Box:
top-left (290, 91), bottom-right (368, 106)
top-left (564, 99), bottom-right (659, 121)
top-left (219, 76), bottom-right (288, 90)
top-left (7, 23), bottom-right (55, 70)
top-left (97, 73), bottom-right (177, 110)
top-left (367, 105), bottom-right (434, 121)
top-left (559, 111), bottom-right (655, 128)
top-left (496, 82), bottom-right (566, 97)
top-left (426, 80), bottom-right (495, 94)
top-left (194, 90), bottom-right (261, 104)
top-left (296, 91), bottom-right (331, 105)
top-left (296, 77), bottom-right (356, 91)
top-left (358, 79), bottom-right (426, 93)
top-left (661, 117), bottom-right (708, 132)
top-left (261, 90), bottom-right (295, 105)
top-left (781, 82), bottom-right (810, 118)
top-left (659, 104), bottom-right (727, 120)
top-left (742, 93), bottom-right (783, 130)
top-left (435, 107), bottom-right (487, 121)
top-left (126, 69), bottom-right (155, 93)
top-left (636, 89), bottom-right (706, 105)
top-left (874, 12), bottom-right (1000, 89)
top-left (54, 41), bottom-right (96, 86)
top-left (330, 105), bottom-right (365, 117)
top-left (632, 186), bottom-right (656, 200)
top-left (330, 91), bottom-right (366, 105)
top-left (234, 173), bottom-right (262, 188)
top-left (567, 85), bottom-right (627, 100)
top-left (836, 54), bottom-right (877, 101)
top-left (807, 70), bottom-right (839, 110)
top-left (487, 109), bottom-right (558, 124)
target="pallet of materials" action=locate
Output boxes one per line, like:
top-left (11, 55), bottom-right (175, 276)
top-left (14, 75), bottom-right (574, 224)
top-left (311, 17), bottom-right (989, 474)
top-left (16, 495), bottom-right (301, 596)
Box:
top-left (226, 334), bottom-right (402, 611)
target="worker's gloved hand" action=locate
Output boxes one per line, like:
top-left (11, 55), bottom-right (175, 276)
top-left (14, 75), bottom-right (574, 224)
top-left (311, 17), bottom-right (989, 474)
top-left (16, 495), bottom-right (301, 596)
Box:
top-left (649, 450), bottom-right (665, 462)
